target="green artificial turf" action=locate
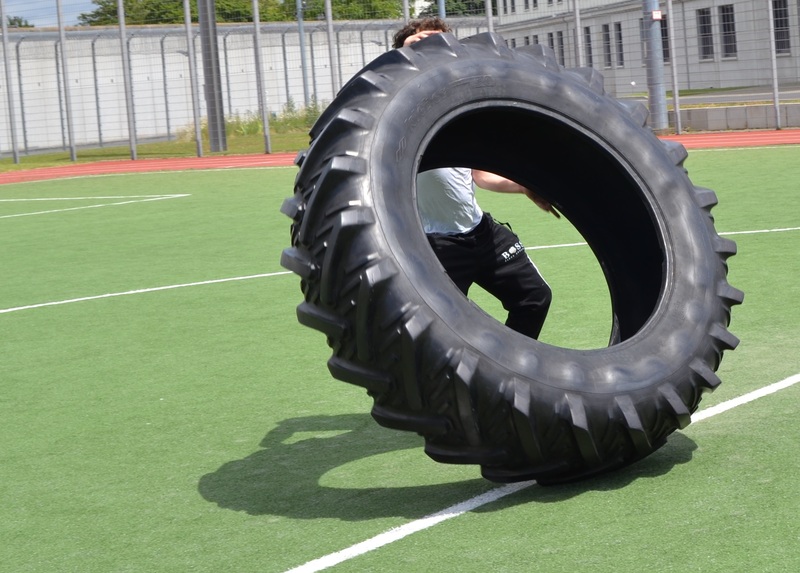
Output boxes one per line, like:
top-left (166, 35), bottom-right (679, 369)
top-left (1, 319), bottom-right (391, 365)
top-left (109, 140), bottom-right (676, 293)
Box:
top-left (1, 147), bottom-right (798, 572)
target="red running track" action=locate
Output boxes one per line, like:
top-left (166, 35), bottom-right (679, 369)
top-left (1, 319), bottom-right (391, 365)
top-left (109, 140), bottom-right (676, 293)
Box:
top-left (2, 130), bottom-right (799, 185)
top-left (0, 152), bottom-right (298, 185)
top-left (659, 128), bottom-right (800, 149)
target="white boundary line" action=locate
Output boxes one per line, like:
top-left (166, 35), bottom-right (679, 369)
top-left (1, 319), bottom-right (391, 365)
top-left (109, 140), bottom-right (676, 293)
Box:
top-left (0, 194), bottom-right (190, 219)
top-left (284, 481), bottom-right (535, 573)
top-left (283, 372), bottom-right (800, 573)
top-left (720, 226), bottom-right (800, 236)
top-left (527, 241), bottom-right (587, 250)
top-left (524, 226), bottom-right (800, 252)
top-left (691, 373), bottom-right (800, 422)
top-left (1, 224), bottom-right (797, 316)
top-left (0, 272), bottom-right (291, 315)
top-left (0, 195), bottom-right (189, 201)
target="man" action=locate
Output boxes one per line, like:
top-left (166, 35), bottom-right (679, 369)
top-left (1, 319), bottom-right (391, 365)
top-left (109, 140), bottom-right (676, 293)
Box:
top-left (392, 18), bottom-right (555, 340)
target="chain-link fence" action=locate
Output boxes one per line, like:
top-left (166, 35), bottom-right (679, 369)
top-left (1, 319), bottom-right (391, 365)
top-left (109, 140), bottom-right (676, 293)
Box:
top-left (1, 0), bottom-right (798, 163)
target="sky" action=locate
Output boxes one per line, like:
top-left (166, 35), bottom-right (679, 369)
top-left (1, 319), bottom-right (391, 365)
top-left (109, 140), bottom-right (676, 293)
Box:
top-left (2, 0), bottom-right (97, 28)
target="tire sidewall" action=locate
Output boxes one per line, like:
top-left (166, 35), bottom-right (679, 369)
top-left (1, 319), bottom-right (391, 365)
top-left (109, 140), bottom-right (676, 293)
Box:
top-left (362, 51), bottom-right (721, 394)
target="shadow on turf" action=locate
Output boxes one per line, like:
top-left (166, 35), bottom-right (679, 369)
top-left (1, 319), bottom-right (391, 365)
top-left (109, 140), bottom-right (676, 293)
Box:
top-left (198, 413), bottom-right (487, 521)
top-left (198, 413), bottom-right (698, 520)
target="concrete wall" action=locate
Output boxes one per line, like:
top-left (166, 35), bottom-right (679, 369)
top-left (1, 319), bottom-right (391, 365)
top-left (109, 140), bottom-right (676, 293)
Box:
top-left (672, 103), bottom-right (800, 130)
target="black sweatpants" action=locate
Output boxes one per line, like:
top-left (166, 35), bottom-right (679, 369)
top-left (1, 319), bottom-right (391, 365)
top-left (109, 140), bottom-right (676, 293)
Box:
top-left (426, 213), bottom-right (552, 339)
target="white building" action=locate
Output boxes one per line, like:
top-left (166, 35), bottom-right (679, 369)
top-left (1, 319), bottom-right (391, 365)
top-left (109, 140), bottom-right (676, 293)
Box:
top-left (494, 0), bottom-right (800, 96)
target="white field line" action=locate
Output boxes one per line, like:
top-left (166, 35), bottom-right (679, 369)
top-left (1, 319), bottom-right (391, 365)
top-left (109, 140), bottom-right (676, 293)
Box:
top-left (0, 195), bottom-right (189, 201)
top-left (524, 226), bottom-right (800, 252)
top-left (0, 272), bottom-right (291, 315)
top-left (283, 372), bottom-right (800, 573)
top-left (0, 194), bottom-right (189, 219)
top-left (720, 226), bottom-right (800, 236)
top-left (526, 241), bottom-right (588, 250)
top-left (283, 481), bottom-right (535, 573)
top-left (691, 373), bottom-right (800, 422)
top-left (1, 224), bottom-right (797, 316)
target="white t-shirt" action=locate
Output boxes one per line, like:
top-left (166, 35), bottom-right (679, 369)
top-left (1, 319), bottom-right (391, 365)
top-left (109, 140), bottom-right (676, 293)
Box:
top-left (416, 167), bottom-right (483, 235)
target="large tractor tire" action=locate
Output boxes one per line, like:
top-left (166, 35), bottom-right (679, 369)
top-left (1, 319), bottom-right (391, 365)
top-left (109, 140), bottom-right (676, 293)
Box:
top-left (280, 33), bottom-right (743, 484)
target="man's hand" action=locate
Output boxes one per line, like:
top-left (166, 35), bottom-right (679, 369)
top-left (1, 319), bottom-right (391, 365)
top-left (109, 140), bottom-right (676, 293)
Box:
top-left (403, 30), bottom-right (443, 47)
top-left (523, 189), bottom-right (561, 219)
top-left (472, 169), bottom-right (561, 218)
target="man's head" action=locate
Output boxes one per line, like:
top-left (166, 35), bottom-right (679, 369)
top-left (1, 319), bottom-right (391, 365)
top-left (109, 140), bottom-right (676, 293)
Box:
top-left (392, 17), bottom-right (452, 49)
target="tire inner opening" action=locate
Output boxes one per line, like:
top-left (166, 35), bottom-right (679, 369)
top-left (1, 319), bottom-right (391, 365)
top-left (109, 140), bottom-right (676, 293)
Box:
top-left (418, 106), bottom-right (665, 346)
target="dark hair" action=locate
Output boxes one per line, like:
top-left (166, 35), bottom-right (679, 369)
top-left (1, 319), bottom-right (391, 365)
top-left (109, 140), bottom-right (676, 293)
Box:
top-left (392, 17), bottom-right (452, 49)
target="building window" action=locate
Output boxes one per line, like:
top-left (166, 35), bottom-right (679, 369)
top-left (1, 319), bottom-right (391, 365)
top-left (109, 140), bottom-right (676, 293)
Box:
top-left (510, 38), bottom-right (517, 48)
top-left (773, 0), bottom-right (790, 54)
top-left (548, 32), bottom-right (555, 53)
top-left (524, 0), bottom-right (530, 10)
top-left (502, 0), bottom-right (508, 16)
top-left (532, 34), bottom-right (539, 45)
top-left (584, 26), bottom-right (593, 67)
top-left (533, 0), bottom-right (538, 8)
top-left (557, 30), bottom-right (565, 65)
top-left (661, 19), bottom-right (670, 62)
top-left (602, 24), bottom-right (612, 68)
top-left (697, 8), bottom-right (714, 60)
top-left (524, 36), bottom-right (531, 46)
top-left (614, 22), bottom-right (624, 67)
top-left (511, 0), bottom-right (517, 14)
top-left (719, 5), bottom-right (737, 58)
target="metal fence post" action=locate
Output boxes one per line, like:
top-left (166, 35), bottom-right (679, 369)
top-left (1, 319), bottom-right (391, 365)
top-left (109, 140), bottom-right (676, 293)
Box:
top-left (252, 0), bottom-right (271, 153)
top-left (324, 0), bottom-right (339, 94)
top-left (666, 0), bottom-right (682, 134)
top-left (14, 37), bottom-right (28, 153)
top-left (296, 0), bottom-right (311, 106)
top-left (766, 0), bottom-right (782, 130)
top-left (160, 34), bottom-right (173, 141)
top-left (642, 0), bottom-right (668, 131)
top-left (198, 0), bottom-right (227, 151)
top-left (183, 0), bottom-right (203, 157)
top-left (117, 1), bottom-right (138, 159)
top-left (55, 41), bottom-right (66, 150)
top-left (309, 29), bottom-right (319, 99)
top-left (573, 0), bottom-right (583, 67)
top-left (91, 35), bottom-right (105, 147)
top-left (0, 0), bottom-right (20, 162)
top-left (281, 30), bottom-right (291, 107)
top-left (56, 0), bottom-right (77, 161)
top-left (223, 31), bottom-right (234, 116)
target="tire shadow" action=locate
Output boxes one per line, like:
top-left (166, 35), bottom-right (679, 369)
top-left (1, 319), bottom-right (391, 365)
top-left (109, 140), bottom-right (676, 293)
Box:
top-left (198, 413), bottom-right (489, 521)
top-left (198, 413), bottom-right (698, 521)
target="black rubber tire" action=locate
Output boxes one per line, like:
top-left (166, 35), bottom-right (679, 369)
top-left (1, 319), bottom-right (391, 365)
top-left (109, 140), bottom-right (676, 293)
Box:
top-left (280, 33), bottom-right (743, 484)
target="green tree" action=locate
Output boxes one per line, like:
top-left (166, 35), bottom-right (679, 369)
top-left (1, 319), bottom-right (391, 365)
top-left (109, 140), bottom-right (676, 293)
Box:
top-left (6, 15), bottom-right (34, 27)
top-left (78, 0), bottom-right (163, 25)
top-left (299, 0), bottom-right (402, 20)
top-left (77, 0), bottom-right (402, 26)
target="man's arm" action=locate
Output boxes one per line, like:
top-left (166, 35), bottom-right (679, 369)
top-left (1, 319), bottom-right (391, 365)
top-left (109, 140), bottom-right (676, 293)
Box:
top-left (472, 169), bottom-right (560, 218)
